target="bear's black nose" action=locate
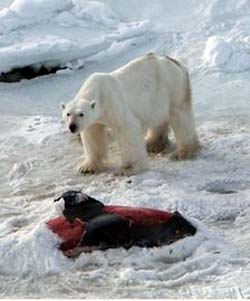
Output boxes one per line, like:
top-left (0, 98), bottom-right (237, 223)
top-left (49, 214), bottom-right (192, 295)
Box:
top-left (69, 123), bottom-right (77, 133)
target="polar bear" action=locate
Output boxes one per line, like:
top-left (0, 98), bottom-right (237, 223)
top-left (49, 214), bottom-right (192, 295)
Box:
top-left (62, 53), bottom-right (200, 175)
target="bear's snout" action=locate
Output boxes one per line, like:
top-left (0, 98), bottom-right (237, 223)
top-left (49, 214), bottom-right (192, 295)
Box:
top-left (69, 123), bottom-right (77, 133)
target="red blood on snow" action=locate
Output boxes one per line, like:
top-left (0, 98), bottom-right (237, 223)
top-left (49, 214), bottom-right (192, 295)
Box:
top-left (47, 216), bottom-right (84, 251)
top-left (104, 206), bottom-right (174, 226)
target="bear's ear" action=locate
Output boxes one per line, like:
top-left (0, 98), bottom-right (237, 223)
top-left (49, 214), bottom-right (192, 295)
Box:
top-left (90, 100), bottom-right (96, 110)
top-left (61, 103), bottom-right (65, 110)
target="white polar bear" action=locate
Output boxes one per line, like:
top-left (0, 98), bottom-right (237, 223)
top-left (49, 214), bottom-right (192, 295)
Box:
top-left (62, 53), bottom-right (200, 175)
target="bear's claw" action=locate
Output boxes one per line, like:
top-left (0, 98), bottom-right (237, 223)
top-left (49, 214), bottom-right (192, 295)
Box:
top-left (78, 162), bottom-right (97, 174)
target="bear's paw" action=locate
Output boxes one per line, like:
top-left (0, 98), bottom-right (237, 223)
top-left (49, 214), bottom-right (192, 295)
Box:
top-left (78, 161), bottom-right (101, 174)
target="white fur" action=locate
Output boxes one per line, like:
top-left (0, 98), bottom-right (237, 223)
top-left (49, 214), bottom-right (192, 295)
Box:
top-left (62, 54), bottom-right (200, 175)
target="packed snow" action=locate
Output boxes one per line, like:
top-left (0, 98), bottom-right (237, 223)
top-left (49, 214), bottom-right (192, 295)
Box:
top-left (0, 0), bottom-right (150, 74)
top-left (203, 36), bottom-right (250, 72)
top-left (0, 0), bottom-right (250, 298)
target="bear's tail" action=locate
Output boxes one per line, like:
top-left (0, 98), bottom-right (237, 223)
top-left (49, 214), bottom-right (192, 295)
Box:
top-left (166, 56), bottom-right (191, 110)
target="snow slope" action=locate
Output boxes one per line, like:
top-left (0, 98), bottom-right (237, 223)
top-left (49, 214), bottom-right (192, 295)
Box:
top-left (0, 0), bottom-right (150, 74)
top-left (0, 0), bottom-right (250, 298)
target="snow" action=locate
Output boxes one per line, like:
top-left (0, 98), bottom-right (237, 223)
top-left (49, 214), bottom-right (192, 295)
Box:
top-left (0, 0), bottom-right (250, 298)
top-left (0, 0), bottom-right (150, 74)
top-left (72, 0), bottom-right (119, 26)
top-left (203, 36), bottom-right (250, 72)
top-left (10, 0), bottom-right (73, 18)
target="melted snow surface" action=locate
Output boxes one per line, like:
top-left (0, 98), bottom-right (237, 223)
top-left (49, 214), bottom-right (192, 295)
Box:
top-left (0, 0), bottom-right (250, 298)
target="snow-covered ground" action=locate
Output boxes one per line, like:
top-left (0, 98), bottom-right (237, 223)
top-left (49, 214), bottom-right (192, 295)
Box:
top-left (0, 0), bottom-right (250, 298)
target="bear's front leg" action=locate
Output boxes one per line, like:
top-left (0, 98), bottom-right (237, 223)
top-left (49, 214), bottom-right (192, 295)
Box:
top-left (115, 115), bottom-right (148, 176)
top-left (79, 125), bottom-right (107, 174)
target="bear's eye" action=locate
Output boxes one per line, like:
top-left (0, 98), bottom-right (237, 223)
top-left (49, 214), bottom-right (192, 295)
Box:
top-left (66, 113), bottom-right (70, 117)
top-left (79, 113), bottom-right (84, 117)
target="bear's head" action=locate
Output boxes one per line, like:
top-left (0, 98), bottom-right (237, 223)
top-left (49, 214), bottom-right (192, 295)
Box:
top-left (61, 99), bottom-right (100, 134)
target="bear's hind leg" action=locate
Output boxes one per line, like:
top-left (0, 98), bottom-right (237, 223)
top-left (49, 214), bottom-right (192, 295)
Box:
top-left (169, 106), bottom-right (201, 160)
top-left (79, 124), bottom-right (107, 174)
top-left (146, 122), bottom-right (170, 154)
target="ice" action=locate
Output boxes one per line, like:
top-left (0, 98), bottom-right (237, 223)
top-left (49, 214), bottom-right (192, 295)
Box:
top-left (0, 0), bottom-right (250, 298)
top-left (203, 0), bottom-right (250, 22)
top-left (72, 0), bottom-right (119, 26)
top-left (0, 0), bottom-right (72, 34)
top-left (0, 0), bottom-right (150, 74)
top-left (203, 36), bottom-right (250, 72)
top-left (10, 0), bottom-right (73, 18)
top-left (203, 36), bottom-right (232, 67)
